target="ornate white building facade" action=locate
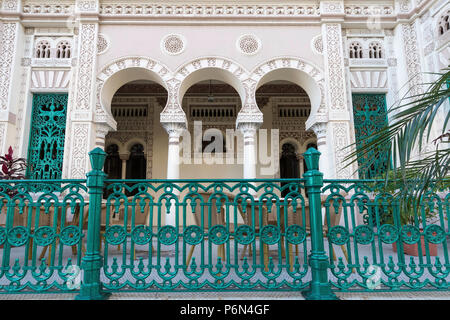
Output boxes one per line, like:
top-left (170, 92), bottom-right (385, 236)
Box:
top-left (0, 0), bottom-right (449, 183)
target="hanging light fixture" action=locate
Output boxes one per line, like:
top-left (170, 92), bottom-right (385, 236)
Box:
top-left (208, 80), bottom-right (214, 103)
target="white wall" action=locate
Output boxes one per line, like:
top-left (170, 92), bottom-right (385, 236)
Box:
top-left (97, 24), bottom-right (323, 74)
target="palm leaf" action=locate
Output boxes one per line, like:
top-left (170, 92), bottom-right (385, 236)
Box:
top-left (343, 68), bottom-right (450, 207)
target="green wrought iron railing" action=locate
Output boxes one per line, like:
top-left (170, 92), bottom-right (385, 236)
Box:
top-left (0, 179), bottom-right (87, 293)
top-left (322, 180), bottom-right (449, 291)
top-left (100, 178), bottom-right (311, 293)
top-left (0, 148), bottom-right (448, 299)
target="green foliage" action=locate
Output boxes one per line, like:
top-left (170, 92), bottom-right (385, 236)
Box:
top-left (369, 172), bottom-right (443, 226)
top-left (0, 146), bottom-right (27, 180)
top-left (345, 68), bottom-right (450, 211)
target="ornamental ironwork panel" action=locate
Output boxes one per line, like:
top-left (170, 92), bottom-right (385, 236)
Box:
top-left (322, 180), bottom-right (449, 291)
top-left (0, 180), bottom-right (88, 293)
top-left (351, 94), bottom-right (389, 179)
top-left (99, 179), bottom-right (311, 292)
top-left (0, 147), bottom-right (448, 297)
top-left (26, 94), bottom-right (68, 180)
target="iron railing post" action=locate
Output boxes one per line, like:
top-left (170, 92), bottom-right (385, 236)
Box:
top-left (75, 148), bottom-right (110, 300)
top-left (301, 147), bottom-right (338, 300)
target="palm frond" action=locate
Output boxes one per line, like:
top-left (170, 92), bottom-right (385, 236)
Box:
top-left (343, 67), bottom-right (450, 205)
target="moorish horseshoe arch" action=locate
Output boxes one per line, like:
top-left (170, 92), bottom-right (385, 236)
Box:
top-left (172, 56), bottom-right (253, 126)
top-left (248, 56), bottom-right (327, 130)
top-left (279, 137), bottom-right (302, 156)
top-left (123, 137), bottom-right (148, 154)
top-left (104, 137), bottom-right (124, 154)
top-left (95, 56), bottom-right (179, 131)
top-left (95, 55), bottom-right (327, 132)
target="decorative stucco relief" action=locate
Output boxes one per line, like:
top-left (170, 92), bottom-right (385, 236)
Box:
top-left (332, 122), bottom-right (352, 179)
top-left (311, 35), bottom-right (323, 55)
top-left (401, 23), bottom-right (424, 96)
top-left (173, 57), bottom-right (249, 125)
top-left (321, 1), bottom-right (344, 15)
top-left (75, 23), bottom-right (97, 110)
top-left (97, 33), bottom-right (109, 55)
top-left (76, 0), bottom-right (98, 13)
top-left (31, 70), bottom-right (72, 89)
top-left (161, 34), bottom-right (186, 56)
top-left (97, 55), bottom-right (326, 129)
top-left (2, 0), bottom-right (19, 11)
top-left (96, 56), bottom-right (173, 126)
top-left (350, 70), bottom-right (388, 89)
top-left (344, 5), bottom-right (394, 16)
top-left (69, 123), bottom-right (90, 179)
top-left (236, 34), bottom-right (261, 55)
top-left (98, 3), bottom-right (320, 17)
top-left (0, 123), bottom-right (6, 154)
top-left (249, 57), bottom-right (325, 104)
top-left (0, 23), bottom-right (18, 111)
top-left (323, 24), bottom-right (347, 111)
top-left (22, 3), bottom-right (74, 14)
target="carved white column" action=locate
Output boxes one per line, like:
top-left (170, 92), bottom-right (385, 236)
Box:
top-left (0, 0), bottom-right (23, 154)
top-left (310, 122), bottom-right (332, 179)
top-left (162, 122), bottom-right (185, 227)
top-left (395, 19), bottom-right (434, 160)
top-left (67, 0), bottom-right (100, 178)
top-left (238, 122), bottom-right (260, 180)
top-left (119, 152), bottom-right (130, 179)
top-left (163, 123), bottom-right (185, 180)
top-left (320, 3), bottom-right (355, 179)
top-left (236, 79), bottom-right (264, 181)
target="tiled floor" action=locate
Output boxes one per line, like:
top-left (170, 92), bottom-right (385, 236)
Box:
top-left (1, 290), bottom-right (450, 300)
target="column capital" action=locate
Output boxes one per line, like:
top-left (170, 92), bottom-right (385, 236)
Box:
top-left (310, 122), bottom-right (328, 141)
top-left (119, 152), bottom-right (130, 161)
top-left (236, 101), bottom-right (263, 129)
top-left (94, 123), bottom-right (111, 148)
top-left (162, 122), bottom-right (186, 139)
top-left (237, 121), bottom-right (261, 136)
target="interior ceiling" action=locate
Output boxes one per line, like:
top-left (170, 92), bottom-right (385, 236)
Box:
top-left (115, 79), bottom-right (308, 96)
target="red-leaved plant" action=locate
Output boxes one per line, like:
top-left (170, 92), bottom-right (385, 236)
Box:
top-left (0, 146), bottom-right (27, 180)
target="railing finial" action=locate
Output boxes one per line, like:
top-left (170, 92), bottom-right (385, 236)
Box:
top-left (89, 147), bottom-right (106, 171)
top-left (303, 147), bottom-right (321, 171)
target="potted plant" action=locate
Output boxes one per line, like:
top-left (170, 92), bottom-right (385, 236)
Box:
top-left (0, 146), bottom-right (27, 181)
top-left (376, 177), bottom-right (440, 257)
top-left (390, 208), bottom-right (439, 257)
top-left (0, 146), bottom-right (27, 246)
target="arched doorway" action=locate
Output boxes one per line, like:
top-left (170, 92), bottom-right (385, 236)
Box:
top-left (103, 143), bottom-right (121, 198)
top-left (103, 79), bottom-right (168, 181)
top-left (104, 144), bottom-right (121, 179)
top-left (255, 80), bottom-right (317, 181)
top-left (126, 143), bottom-right (146, 179)
top-left (179, 79), bottom-right (242, 179)
top-left (279, 142), bottom-right (300, 198)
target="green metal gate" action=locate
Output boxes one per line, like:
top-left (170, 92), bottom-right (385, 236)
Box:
top-left (26, 93), bottom-right (68, 180)
top-left (351, 93), bottom-right (390, 179)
